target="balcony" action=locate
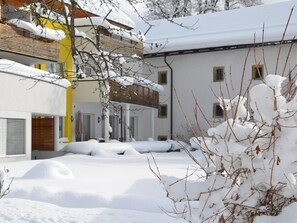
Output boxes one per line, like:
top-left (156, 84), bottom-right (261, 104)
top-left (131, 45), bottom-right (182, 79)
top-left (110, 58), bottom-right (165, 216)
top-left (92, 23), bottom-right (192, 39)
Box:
top-left (99, 34), bottom-right (143, 58)
top-left (110, 81), bottom-right (159, 108)
top-left (0, 23), bottom-right (59, 62)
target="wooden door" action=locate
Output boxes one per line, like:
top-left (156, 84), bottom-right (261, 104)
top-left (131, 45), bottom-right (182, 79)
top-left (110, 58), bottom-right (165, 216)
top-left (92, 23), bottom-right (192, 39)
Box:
top-left (32, 117), bottom-right (54, 151)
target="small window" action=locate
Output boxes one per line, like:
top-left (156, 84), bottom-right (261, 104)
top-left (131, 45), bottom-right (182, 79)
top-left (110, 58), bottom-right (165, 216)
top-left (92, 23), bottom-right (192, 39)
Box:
top-left (46, 62), bottom-right (65, 77)
top-left (80, 65), bottom-right (92, 76)
top-left (59, 117), bottom-right (64, 138)
top-left (213, 67), bottom-right (225, 82)
top-left (158, 104), bottom-right (168, 118)
top-left (252, 65), bottom-right (263, 80)
top-left (158, 135), bottom-right (168, 141)
top-left (213, 103), bottom-right (224, 118)
top-left (0, 118), bottom-right (26, 156)
top-left (158, 71), bottom-right (167, 85)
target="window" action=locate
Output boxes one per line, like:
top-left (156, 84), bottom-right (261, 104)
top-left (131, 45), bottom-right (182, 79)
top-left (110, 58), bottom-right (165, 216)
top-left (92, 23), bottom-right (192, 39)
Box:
top-left (158, 71), bottom-right (167, 85)
top-left (158, 105), bottom-right (168, 118)
top-left (252, 65), bottom-right (264, 80)
top-left (59, 117), bottom-right (64, 138)
top-left (81, 65), bottom-right (92, 76)
top-left (46, 62), bottom-right (65, 77)
top-left (213, 103), bottom-right (224, 118)
top-left (158, 135), bottom-right (168, 141)
top-left (0, 118), bottom-right (25, 156)
top-left (213, 67), bottom-right (225, 82)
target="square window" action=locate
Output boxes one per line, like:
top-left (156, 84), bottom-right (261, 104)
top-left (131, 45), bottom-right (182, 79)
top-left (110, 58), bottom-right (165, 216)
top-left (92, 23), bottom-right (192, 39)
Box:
top-left (213, 103), bottom-right (224, 118)
top-left (252, 65), bottom-right (264, 80)
top-left (158, 71), bottom-right (167, 85)
top-left (158, 104), bottom-right (167, 118)
top-left (213, 67), bottom-right (225, 82)
top-left (80, 65), bottom-right (92, 76)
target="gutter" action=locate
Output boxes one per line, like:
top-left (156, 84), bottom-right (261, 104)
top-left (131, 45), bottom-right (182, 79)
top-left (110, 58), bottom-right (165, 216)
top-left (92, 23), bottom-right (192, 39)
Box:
top-left (145, 39), bottom-right (297, 59)
top-left (164, 56), bottom-right (173, 140)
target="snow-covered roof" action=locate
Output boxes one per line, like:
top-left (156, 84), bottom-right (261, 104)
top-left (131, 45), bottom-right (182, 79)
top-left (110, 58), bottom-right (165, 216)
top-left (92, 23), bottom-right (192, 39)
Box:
top-left (0, 59), bottom-right (71, 88)
top-left (75, 17), bottom-right (144, 43)
top-left (134, 0), bottom-right (297, 54)
top-left (64, 0), bottom-right (135, 29)
top-left (8, 19), bottom-right (65, 41)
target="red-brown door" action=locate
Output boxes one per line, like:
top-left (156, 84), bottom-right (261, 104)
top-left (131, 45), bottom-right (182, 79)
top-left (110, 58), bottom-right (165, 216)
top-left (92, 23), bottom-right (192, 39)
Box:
top-left (32, 117), bottom-right (54, 151)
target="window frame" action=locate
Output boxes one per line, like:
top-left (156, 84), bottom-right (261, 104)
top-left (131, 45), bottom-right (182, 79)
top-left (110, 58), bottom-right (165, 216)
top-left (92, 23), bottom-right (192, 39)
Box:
top-left (0, 118), bottom-right (26, 157)
top-left (213, 66), bottom-right (225, 82)
top-left (213, 103), bottom-right (224, 118)
top-left (158, 104), bottom-right (168, 118)
top-left (158, 71), bottom-right (168, 85)
top-left (252, 64), bottom-right (264, 80)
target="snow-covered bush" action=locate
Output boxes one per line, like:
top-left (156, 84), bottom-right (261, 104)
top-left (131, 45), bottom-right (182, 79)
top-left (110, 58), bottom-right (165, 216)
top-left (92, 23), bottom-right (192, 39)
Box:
top-left (0, 167), bottom-right (11, 199)
top-left (156, 74), bottom-right (297, 222)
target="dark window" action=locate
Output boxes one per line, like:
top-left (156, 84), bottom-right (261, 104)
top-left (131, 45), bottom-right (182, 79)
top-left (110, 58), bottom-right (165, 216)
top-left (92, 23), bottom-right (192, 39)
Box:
top-left (213, 103), bottom-right (224, 118)
top-left (213, 67), bottom-right (225, 82)
top-left (158, 135), bottom-right (168, 141)
top-left (158, 71), bottom-right (167, 85)
top-left (252, 65), bottom-right (264, 80)
top-left (158, 104), bottom-right (167, 118)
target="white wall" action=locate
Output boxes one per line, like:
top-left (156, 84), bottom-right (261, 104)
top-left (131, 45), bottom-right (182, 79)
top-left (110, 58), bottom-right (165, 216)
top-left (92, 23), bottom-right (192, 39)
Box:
top-left (0, 111), bottom-right (31, 162)
top-left (144, 44), bottom-right (297, 140)
top-left (0, 72), bottom-right (67, 116)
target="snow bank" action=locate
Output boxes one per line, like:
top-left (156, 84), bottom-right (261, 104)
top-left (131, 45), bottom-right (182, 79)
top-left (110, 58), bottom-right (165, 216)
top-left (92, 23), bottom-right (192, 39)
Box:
top-left (62, 140), bottom-right (140, 157)
top-left (127, 141), bottom-right (172, 153)
top-left (62, 139), bottom-right (189, 155)
top-left (22, 160), bottom-right (74, 179)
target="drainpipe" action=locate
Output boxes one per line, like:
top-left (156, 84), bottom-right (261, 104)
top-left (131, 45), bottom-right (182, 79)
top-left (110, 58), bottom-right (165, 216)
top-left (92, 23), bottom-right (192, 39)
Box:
top-left (164, 55), bottom-right (173, 139)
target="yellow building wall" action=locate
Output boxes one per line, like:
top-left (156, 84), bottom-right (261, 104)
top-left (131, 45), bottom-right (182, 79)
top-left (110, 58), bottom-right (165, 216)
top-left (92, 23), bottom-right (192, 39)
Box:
top-left (40, 19), bottom-right (73, 142)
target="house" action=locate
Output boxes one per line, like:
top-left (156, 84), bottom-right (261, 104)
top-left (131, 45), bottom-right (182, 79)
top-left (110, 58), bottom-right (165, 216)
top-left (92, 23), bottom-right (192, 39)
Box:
top-left (134, 0), bottom-right (297, 140)
top-left (72, 3), bottom-right (162, 142)
top-left (0, 0), bottom-right (71, 162)
top-left (0, 0), bottom-right (163, 162)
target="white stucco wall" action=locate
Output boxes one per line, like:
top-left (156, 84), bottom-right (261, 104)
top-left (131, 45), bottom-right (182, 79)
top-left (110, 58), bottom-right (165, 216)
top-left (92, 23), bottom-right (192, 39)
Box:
top-left (0, 71), bottom-right (68, 116)
top-left (73, 81), bottom-right (102, 103)
top-left (143, 44), bottom-right (297, 140)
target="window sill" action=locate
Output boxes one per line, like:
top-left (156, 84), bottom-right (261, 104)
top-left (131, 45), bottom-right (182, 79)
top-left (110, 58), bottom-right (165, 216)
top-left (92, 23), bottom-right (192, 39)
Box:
top-left (0, 154), bottom-right (26, 158)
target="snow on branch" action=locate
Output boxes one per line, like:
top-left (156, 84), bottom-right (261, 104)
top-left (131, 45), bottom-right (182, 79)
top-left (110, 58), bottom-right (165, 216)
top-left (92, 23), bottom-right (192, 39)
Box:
top-left (159, 74), bottom-right (297, 222)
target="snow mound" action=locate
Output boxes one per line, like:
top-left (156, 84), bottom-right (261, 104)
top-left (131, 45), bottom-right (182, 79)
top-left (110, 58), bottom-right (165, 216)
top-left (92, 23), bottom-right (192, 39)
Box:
top-left (127, 141), bottom-right (172, 153)
top-left (22, 160), bottom-right (74, 179)
top-left (62, 141), bottom-right (140, 157)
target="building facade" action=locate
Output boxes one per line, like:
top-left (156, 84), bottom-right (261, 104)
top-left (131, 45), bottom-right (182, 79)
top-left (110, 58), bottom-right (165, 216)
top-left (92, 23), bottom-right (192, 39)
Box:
top-left (137, 1), bottom-right (297, 140)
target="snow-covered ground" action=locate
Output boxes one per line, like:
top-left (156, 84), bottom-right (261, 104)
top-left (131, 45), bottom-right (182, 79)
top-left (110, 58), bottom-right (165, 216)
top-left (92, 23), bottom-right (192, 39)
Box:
top-left (0, 151), bottom-right (200, 223)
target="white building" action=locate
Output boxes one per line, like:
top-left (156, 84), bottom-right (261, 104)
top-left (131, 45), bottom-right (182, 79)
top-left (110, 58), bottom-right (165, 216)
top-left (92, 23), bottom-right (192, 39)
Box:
top-left (135, 0), bottom-right (297, 140)
top-left (72, 9), bottom-right (163, 142)
top-left (0, 1), bottom-right (70, 162)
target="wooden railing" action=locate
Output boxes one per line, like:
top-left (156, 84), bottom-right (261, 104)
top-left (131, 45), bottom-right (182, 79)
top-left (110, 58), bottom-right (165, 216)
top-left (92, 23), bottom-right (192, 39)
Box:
top-left (0, 23), bottom-right (59, 61)
top-left (110, 81), bottom-right (159, 108)
top-left (99, 34), bottom-right (143, 58)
